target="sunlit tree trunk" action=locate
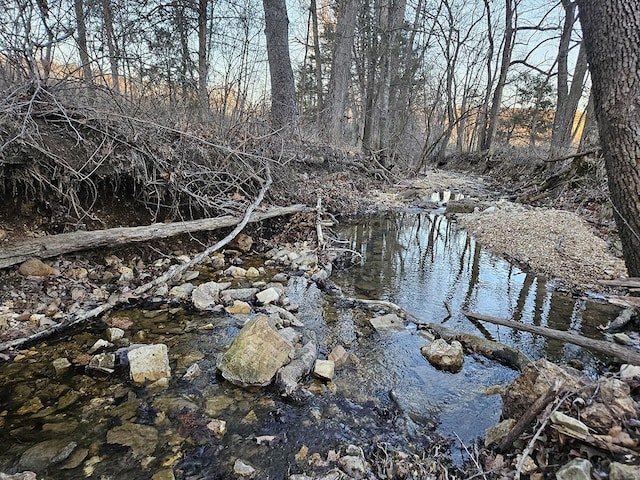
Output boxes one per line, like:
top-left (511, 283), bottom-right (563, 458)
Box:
top-left (323, 0), bottom-right (359, 143)
top-left (263, 0), bottom-right (298, 134)
top-left (73, 0), bottom-right (93, 99)
top-left (578, 0), bottom-right (640, 275)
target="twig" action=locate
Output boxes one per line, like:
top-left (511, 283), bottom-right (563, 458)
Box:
top-left (544, 149), bottom-right (599, 163)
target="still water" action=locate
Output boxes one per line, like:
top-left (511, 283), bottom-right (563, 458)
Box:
top-left (0, 210), bottom-right (620, 479)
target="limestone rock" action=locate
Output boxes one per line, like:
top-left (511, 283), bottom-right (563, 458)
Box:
top-left (206, 419), bottom-right (227, 437)
top-left (256, 287), bottom-right (280, 305)
top-left (556, 458), bottom-right (592, 480)
top-left (276, 340), bottom-right (318, 395)
top-left (192, 281), bottom-right (232, 310)
top-left (217, 315), bottom-right (294, 387)
top-left (225, 266), bottom-right (248, 278)
top-left (421, 339), bottom-right (464, 372)
top-left (370, 313), bottom-right (404, 332)
top-left (105, 327), bottom-right (125, 342)
top-left (230, 233), bottom-right (253, 252)
top-left (245, 267), bottom-right (260, 278)
top-left (19, 439), bottom-right (77, 472)
top-left (223, 288), bottom-right (259, 302)
top-left (313, 360), bottom-right (335, 381)
top-left (169, 283), bottom-right (194, 300)
top-left (620, 364), bottom-right (640, 380)
top-left (106, 423), bottom-right (158, 457)
top-left (609, 462), bottom-right (640, 480)
top-left (485, 418), bottom-right (515, 447)
top-left (225, 300), bottom-right (251, 315)
top-left (233, 459), bottom-right (256, 477)
top-left (18, 258), bottom-right (55, 277)
top-left (328, 345), bottom-right (349, 368)
top-left (127, 344), bottom-right (171, 384)
top-left (580, 377), bottom-right (637, 431)
top-left (52, 357), bottom-right (72, 376)
top-left (182, 363), bottom-right (201, 381)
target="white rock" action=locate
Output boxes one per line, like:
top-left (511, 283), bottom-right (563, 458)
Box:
top-left (52, 358), bottom-right (71, 376)
top-left (313, 360), bottom-right (335, 381)
top-left (105, 327), bottom-right (125, 342)
top-left (233, 459), bottom-right (255, 477)
top-left (421, 339), bottom-right (464, 371)
top-left (256, 287), bottom-right (280, 305)
top-left (88, 339), bottom-right (113, 354)
top-left (182, 363), bottom-right (201, 381)
top-left (370, 313), bottom-right (404, 332)
top-left (169, 283), bottom-right (194, 300)
top-left (556, 458), bottom-right (592, 480)
top-left (128, 344), bottom-right (171, 384)
top-left (620, 364), bottom-right (640, 380)
top-left (191, 281), bottom-right (231, 310)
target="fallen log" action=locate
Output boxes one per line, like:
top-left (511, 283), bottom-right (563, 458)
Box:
top-left (600, 277), bottom-right (640, 288)
top-left (464, 311), bottom-right (640, 366)
top-left (0, 204), bottom-right (307, 269)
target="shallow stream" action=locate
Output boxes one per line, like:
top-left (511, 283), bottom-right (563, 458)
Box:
top-left (0, 209), bottom-right (621, 479)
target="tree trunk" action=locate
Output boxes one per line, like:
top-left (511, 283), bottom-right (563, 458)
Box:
top-left (198, 0), bottom-right (209, 113)
top-left (550, 0), bottom-right (577, 158)
top-left (101, 0), bottom-right (120, 94)
top-left (73, 0), bottom-right (93, 100)
top-left (578, 0), bottom-right (640, 276)
top-left (323, 0), bottom-right (359, 143)
top-left (482, 0), bottom-right (515, 152)
top-left (310, 0), bottom-right (324, 117)
top-left (263, 0), bottom-right (298, 134)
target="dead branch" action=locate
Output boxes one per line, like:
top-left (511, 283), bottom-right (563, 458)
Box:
top-left (544, 149), bottom-right (599, 163)
top-left (499, 380), bottom-right (562, 452)
top-left (464, 311), bottom-right (640, 365)
top-left (0, 166), bottom-right (276, 352)
top-left (0, 204), bottom-right (307, 269)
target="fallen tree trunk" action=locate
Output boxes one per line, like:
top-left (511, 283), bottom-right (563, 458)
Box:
top-left (0, 204), bottom-right (307, 269)
top-left (464, 311), bottom-right (640, 365)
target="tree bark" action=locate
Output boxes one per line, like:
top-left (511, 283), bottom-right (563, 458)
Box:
top-left (577, 0), bottom-right (640, 276)
top-left (0, 205), bottom-right (307, 270)
top-left (263, 0), bottom-right (298, 134)
top-left (101, 0), bottom-right (120, 94)
top-left (323, 0), bottom-right (359, 143)
top-left (73, 0), bottom-right (93, 97)
top-left (310, 0), bottom-right (324, 117)
top-left (464, 311), bottom-right (640, 365)
top-left (197, 0), bottom-right (209, 113)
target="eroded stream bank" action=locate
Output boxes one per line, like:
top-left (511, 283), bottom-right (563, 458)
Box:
top-left (0, 209), bottom-right (629, 480)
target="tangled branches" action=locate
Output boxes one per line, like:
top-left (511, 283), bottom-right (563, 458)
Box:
top-left (0, 79), bottom-right (277, 230)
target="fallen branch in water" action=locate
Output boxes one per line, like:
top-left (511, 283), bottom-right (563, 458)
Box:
top-left (464, 311), bottom-right (640, 365)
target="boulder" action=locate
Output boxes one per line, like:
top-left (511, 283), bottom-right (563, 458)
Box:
top-left (370, 313), bottom-right (404, 332)
top-left (421, 339), bottom-right (464, 372)
top-left (192, 281), bottom-right (232, 310)
top-left (217, 315), bottom-right (294, 387)
top-left (127, 344), bottom-right (171, 384)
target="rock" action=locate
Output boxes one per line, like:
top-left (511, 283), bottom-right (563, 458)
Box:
top-left (52, 357), bottom-right (72, 376)
top-left (225, 266), bottom-right (248, 278)
top-left (502, 360), bottom-right (588, 419)
top-left (0, 472), bottom-right (37, 480)
top-left (17, 397), bottom-right (43, 415)
top-left (169, 283), bottom-right (194, 300)
top-left (205, 395), bottom-right (235, 416)
top-left (60, 447), bottom-right (88, 469)
top-left (151, 470), bottom-right (176, 480)
top-left (277, 340), bottom-right (318, 395)
top-left (556, 458), bottom-right (592, 480)
top-left (620, 364), bottom-right (640, 379)
top-left (118, 266), bottom-right (134, 283)
top-left (421, 339), bottom-right (464, 372)
top-left (485, 418), bottom-right (516, 447)
top-left (88, 339), bottom-right (113, 354)
top-left (369, 313), bottom-right (404, 332)
top-left (192, 281), bottom-right (232, 309)
top-left (550, 412), bottom-right (589, 439)
top-left (233, 459), bottom-right (256, 477)
top-left (18, 258), bottom-right (55, 277)
top-left (256, 287), bottom-right (280, 305)
top-left (89, 353), bottom-right (115, 372)
top-left (313, 360), bottom-right (335, 381)
top-left (340, 455), bottom-right (367, 478)
top-left (181, 270), bottom-right (200, 282)
top-left (225, 300), bottom-right (252, 315)
top-left (613, 332), bottom-right (633, 345)
top-left (609, 462), bottom-right (640, 480)
top-left (207, 419), bottom-right (227, 437)
top-left (223, 288), bottom-right (259, 302)
top-left (182, 363), bottom-right (201, 381)
top-left (230, 233), bottom-right (253, 252)
top-left (581, 377), bottom-right (637, 431)
top-left (128, 344), bottom-right (171, 383)
top-left (217, 315), bottom-right (294, 387)
top-left (106, 423), bottom-right (158, 457)
top-left (263, 304), bottom-right (303, 327)
top-left (445, 199), bottom-right (480, 214)
top-left (328, 345), bottom-right (349, 368)
top-left (19, 439), bottom-right (77, 472)
top-left (278, 327), bottom-right (301, 345)
top-left (245, 267), bottom-right (260, 278)
top-left (271, 272), bottom-right (289, 283)
top-left (105, 327), bottom-right (125, 342)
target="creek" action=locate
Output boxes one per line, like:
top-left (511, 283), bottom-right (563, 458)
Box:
top-left (0, 209), bottom-right (620, 479)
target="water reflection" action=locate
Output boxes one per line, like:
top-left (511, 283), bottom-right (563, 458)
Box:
top-left (333, 210), bottom-right (620, 372)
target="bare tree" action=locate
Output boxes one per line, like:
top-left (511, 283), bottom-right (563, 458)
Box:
top-left (578, 0), bottom-right (640, 276)
top-left (262, 0), bottom-right (298, 134)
